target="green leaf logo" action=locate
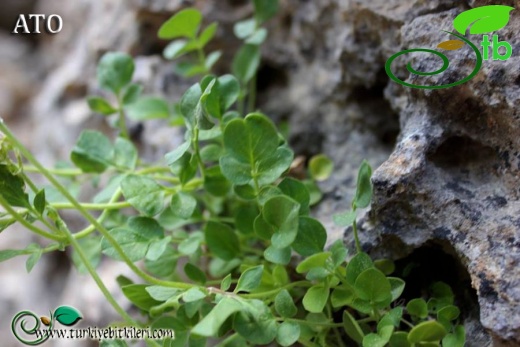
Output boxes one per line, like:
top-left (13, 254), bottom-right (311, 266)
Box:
top-left (53, 306), bottom-right (82, 326)
top-left (453, 5), bottom-right (514, 35)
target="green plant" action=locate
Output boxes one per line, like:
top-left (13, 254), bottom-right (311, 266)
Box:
top-left (0, 4), bottom-right (465, 347)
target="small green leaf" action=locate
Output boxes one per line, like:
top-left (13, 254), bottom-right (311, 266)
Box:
top-left (292, 216), bottom-right (327, 256)
top-left (333, 210), bottom-right (357, 227)
top-left (70, 130), bottom-right (113, 173)
top-left (296, 252), bottom-right (331, 273)
top-left (346, 252), bottom-right (374, 285)
top-left (264, 245), bottom-right (291, 265)
top-left (442, 325), bottom-right (465, 347)
top-left (165, 141), bottom-right (191, 166)
top-left (184, 263), bottom-right (207, 284)
top-left (278, 177), bottom-right (310, 214)
top-left (53, 306), bottom-right (83, 326)
top-left (87, 96), bottom-right (117, 115)
top-left (246, 28), bottom-right (268, 45)
top-left (126, 97), bottom-right (170, 120)
top-left (122, 284), bottom-right (161, 311)
top-left (145, 247), bottom-right (177, 278)
top-left (234, 204), bottom-right (258, 234)
top-left (374, 259), bottom-right (395, 275)
top-left (263, 195), bottom-right (300, 248)
top-left (113, 137), bottom-right (137, 170)
top-left (253, 0), bottom-right (279, 24)
top-left (437, 305), bottom-right (460, 322)
top-left (276, 321), bottom-right (300, 346)
top-left (407, 298), bottom-right (428, 319)
top-left (198, 22), bottom-right (218, 47)
top-left (200, 144), bottom-right (222, 162)
top-left (453, 5), bottom-right (514, 35)
top-left (145, 286), bottom-right (179, 301)
top-left (309, 154), bottom-right (334, 181)
top-left (389, 277), bottom-right (406, 301)
top-left (354, 160), bottom-right (373, 208)
top-left (205, 51), bottom-right (222, 71)
top-left (354, 268), bottom-right (392, 304)
top-left (205, 221), bottom-right (240, 261)
top-left (101, 217), bottom-right (164, 261)
top-left (25, 246), bottom-right (42, 273)
top-left (72, 237), bottom-right (102, 274)
top-left (163, 40), bottom-right (189, 59)
top-left (121, 175), bottom-right (165, 216)
top-left (235, 265), bottom-right (264, 293)
top-left (232, 44), bottom-right (261, 84)
top-left (234, 19), bottom-right (257, 39)
top-left (158, 8), bottom-right (202, 39)
top-left (204, 166), bottom-right (231, 196)
top-left (331, 286), bottom-right (355, 308)
top-left (343, 310), bottom-right (364, 344)
top-left (0, 249), bottom-right (28, 263)
top-left (33, 189), bottom-right (46, 215)
top-left (408, 321), bottom-right (447, 344)
top-left (191, 297), bottom-right (244, 337)
top-left (170, 192), bottom-right (197, 219)
top-left (97, 52), bottom-right (134, 94)
top-left (183, 287), bottom-right (207, 303)
top-left (330, 239), bottom-right (348, 267)
top-left (221, 274), bottom-right (232, 291)
top-left (302, 285), bottom-right (329, 313)
top-left (389, 332), bottom-right (411, 347)
top-left (233, 302), bottom-right (277, 345)
top-left (274, 289), bottom-right (297, 318)
top-left (145, 236), bottom-right (171, 261)
top-left (0, 165), bottom-right (30, 208)
top-left (122, 84), bottom-right (143, 105)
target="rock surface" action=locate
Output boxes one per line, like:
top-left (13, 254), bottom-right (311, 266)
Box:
top-left (1, 0), bottom-right (519, 346)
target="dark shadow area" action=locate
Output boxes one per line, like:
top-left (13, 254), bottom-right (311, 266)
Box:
top-left (428, 136), bottom-right (498, 170)
top-left (394, 241), bottom-right (479, 323)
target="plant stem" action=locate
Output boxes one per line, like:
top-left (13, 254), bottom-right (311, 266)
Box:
top-left (0, 195), bottom-right (63, 241)
top-left (23, 166), bottom-right (82, 176)
top-left (241, 280), bottom-right (311, 299)
top-left (192, 127), bottom-right (206, 180)
top-left (352, 218), bottom-right (362, 254)
top-left (51, 201), bottom-right (131, 210)
top-left (116, 94), bottom-right (129, 139)
top-left (0, 121), bottom-right (194, 291)
top-left (63, 222), bottom-right (136, 325)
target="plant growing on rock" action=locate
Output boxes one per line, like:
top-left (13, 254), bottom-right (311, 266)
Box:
top-left (0, 3), bottom-right (465, 347)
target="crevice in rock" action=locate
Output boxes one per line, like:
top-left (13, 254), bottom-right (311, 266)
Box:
top-left (393, 240), bottom-right (488, 346)
top-left (428, 136), bottom-right (498, 170)
top-left (257, 62), bottom-right (289, 94)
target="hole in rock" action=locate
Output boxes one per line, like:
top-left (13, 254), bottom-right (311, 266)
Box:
top-left (428, 136), bottom-right (498, 170)
top-left (394, 241), bottom-right (479, 321)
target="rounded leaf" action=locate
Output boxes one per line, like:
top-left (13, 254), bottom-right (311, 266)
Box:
top-left (158, 8), bottom-right (202, 39)
top-left (309, 154), bottom-right (334, 181)
top-left (408, 320), bottom-right (447, 343)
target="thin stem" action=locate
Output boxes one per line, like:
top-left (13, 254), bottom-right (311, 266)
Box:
top-left (116, 94), bottom-right (129, 139)
top-left (0, 195), bottom-right (63, 241)
top-left (51, 201), bottom-right (131, 210)
top-left (0, 121), bottom-right (194, 291)
top-left (280, 318), bottom-right (343, 329)
top-left (23, 166), bottom-right (82, 176)
top-left (64, 224), bottom-right (136, 325)
top-left (241, 280), bottom-right (311, 299)
top-left (352, 218), bottom-right (362, 254)
top-left (192, 127), bottom-right (206, 180)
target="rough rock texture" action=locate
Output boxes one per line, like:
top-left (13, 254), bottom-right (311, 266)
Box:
top-left (1, 0), bottom-right (519, 346)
